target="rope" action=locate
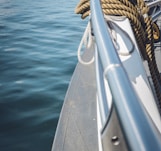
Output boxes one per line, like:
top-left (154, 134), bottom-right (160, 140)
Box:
top-left (75, 0), bottom-right (161, 113)
top-left (77, 22), bottom-right (95, 65)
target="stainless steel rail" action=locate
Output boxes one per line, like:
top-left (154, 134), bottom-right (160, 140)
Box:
top-left (147, 0), bottom-right (161, 8)
top-left (152, 10), bottom-right (161, 21)
top-left (91, 0), bottom-right (161, 150)
top-left (147, 0), bottom-right (161, 21)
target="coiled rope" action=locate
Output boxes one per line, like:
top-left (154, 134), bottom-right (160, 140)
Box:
top-left (75, 0), bottom-right (161, 113)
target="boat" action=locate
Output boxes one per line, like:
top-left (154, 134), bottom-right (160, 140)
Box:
top-left (51, 0), bottom-right (161, 150)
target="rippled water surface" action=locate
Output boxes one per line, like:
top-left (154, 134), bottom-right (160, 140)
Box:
top-left (0, 0), bottom-right (87, 150)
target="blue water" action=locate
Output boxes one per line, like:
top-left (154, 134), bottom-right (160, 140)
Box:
top-left (0, 0), bottom-right (87, 150)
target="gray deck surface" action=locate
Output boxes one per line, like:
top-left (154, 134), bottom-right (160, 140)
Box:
top-left (52, 17), bottom-right (161, 151)
top-left (51, 48), bottom-right (98, 151)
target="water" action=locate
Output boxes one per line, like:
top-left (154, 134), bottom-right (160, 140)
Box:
top-left (0, 0), bottom-right (87, 150)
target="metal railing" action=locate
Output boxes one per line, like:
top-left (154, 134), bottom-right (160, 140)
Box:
top-left (91, 0), bottom-right (161, 150)
top-left (147, 0), bottom-right (161, 21)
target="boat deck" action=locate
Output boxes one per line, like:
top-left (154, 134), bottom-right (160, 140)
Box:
top-left (52, 16), bottom-right (161, 151)
top-left (51, 48), bottom-right (98, 151)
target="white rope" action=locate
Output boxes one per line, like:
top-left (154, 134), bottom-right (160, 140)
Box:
top-left (77, 22), bottom-right (95, 65)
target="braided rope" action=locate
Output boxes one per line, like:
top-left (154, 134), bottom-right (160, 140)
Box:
top-left (75, 0), bottom-right (161, 113)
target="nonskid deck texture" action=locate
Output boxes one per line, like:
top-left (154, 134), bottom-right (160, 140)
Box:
top-left (52, 48), bottom-right (98, 151)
